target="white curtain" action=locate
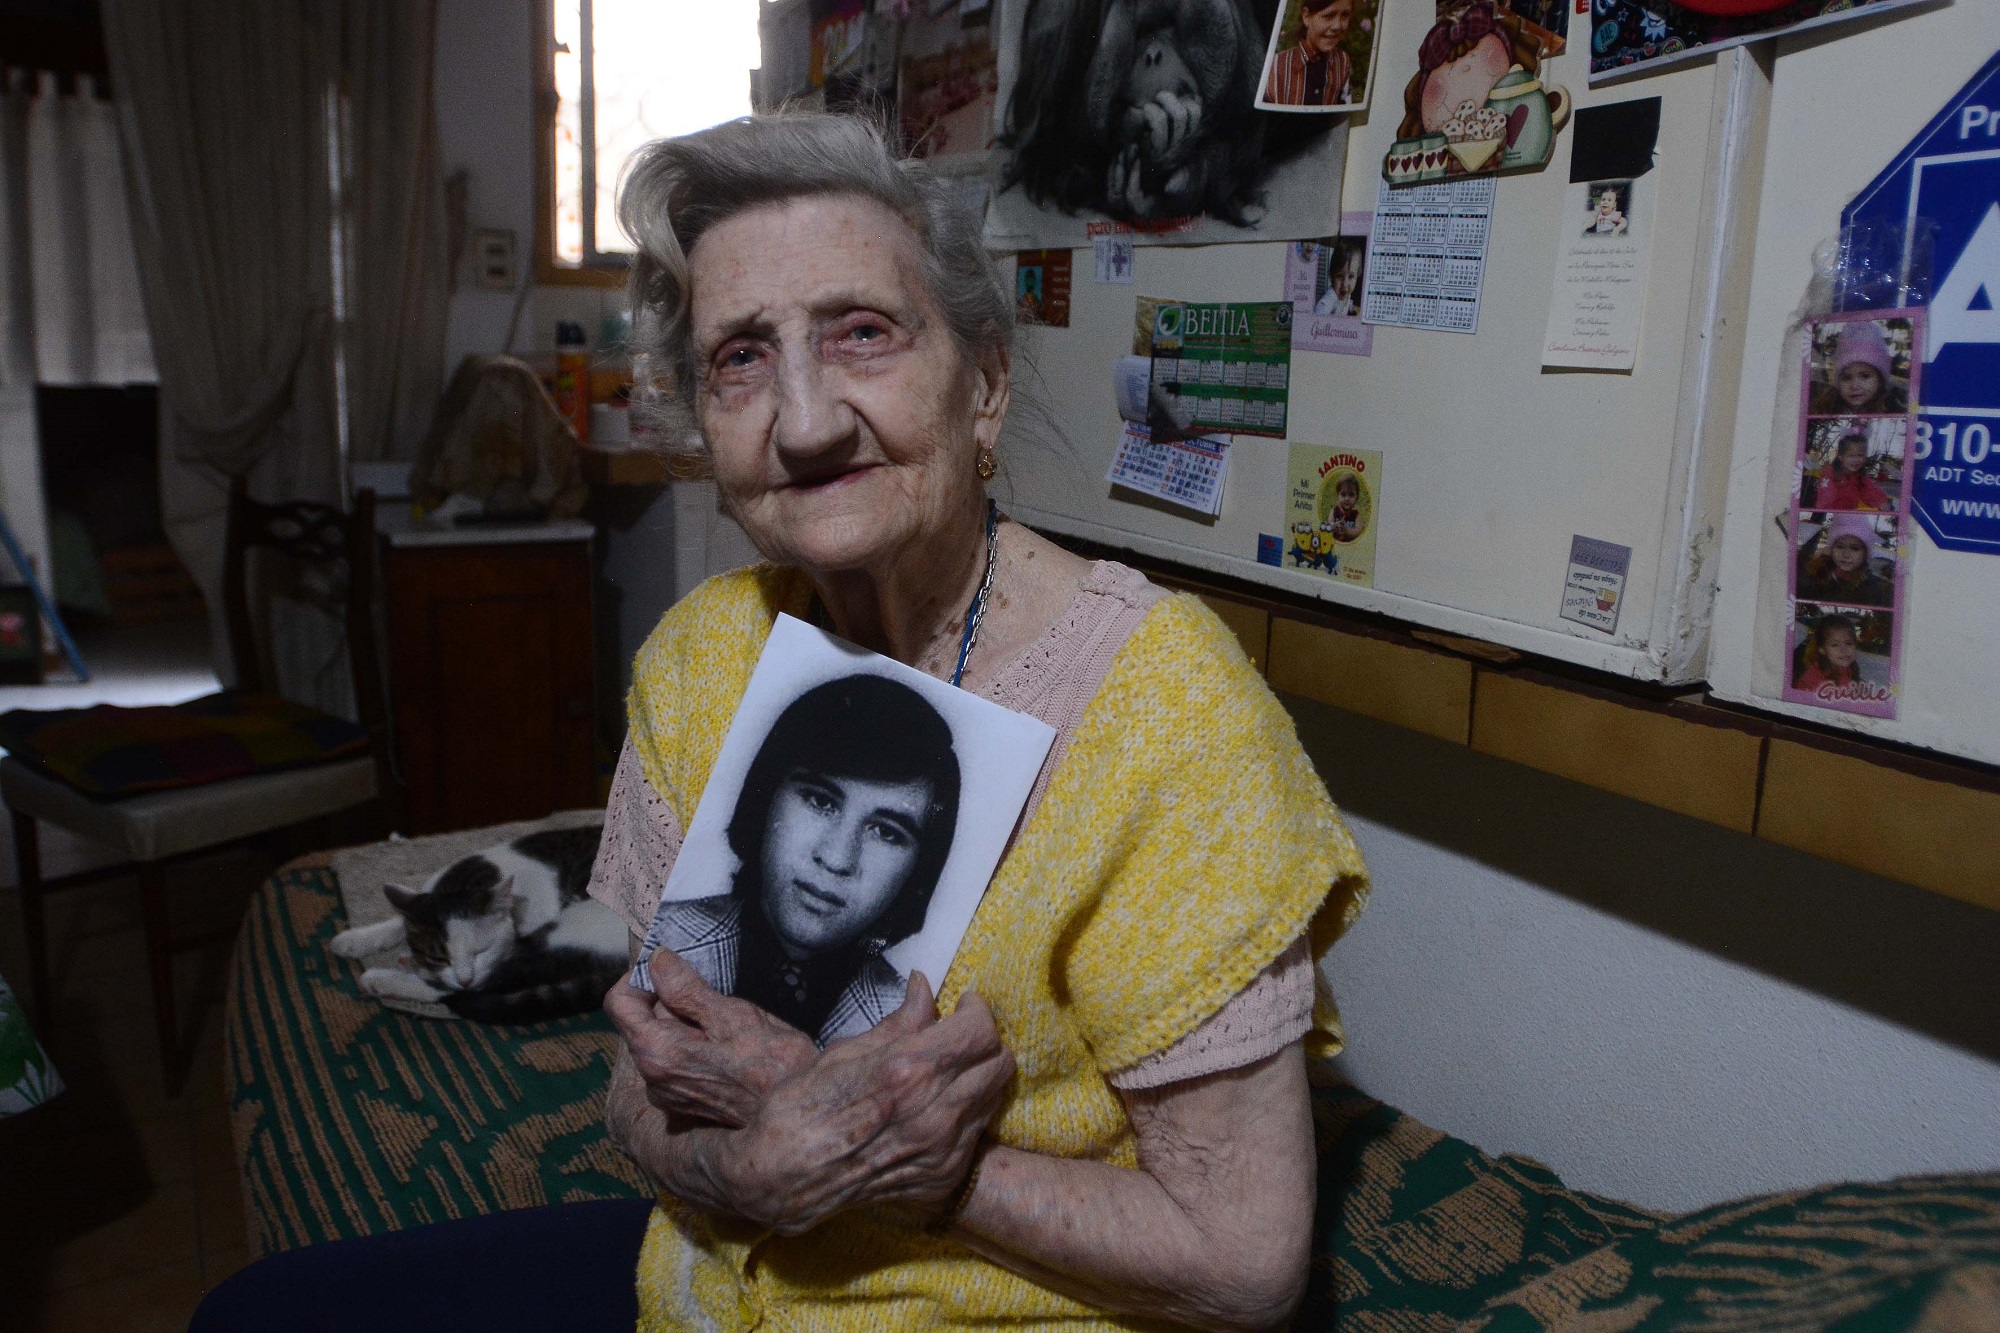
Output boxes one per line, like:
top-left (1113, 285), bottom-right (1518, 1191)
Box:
top-left (0, 74), bottom-right (48, 592)
top-left (340, 0), bottom-right (449, 472)
top-left (102, 0), bottom-right (446, 709)
top-left (25, 73), bottom-right (156, 389)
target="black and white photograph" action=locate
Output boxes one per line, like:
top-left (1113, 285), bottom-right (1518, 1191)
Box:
top-left (984, 0), bottom-right (1350, 249)
top-left (632, 615), bottom-right (1055, 1046)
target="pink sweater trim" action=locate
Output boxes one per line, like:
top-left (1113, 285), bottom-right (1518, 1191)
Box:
top-left (586, 560), bottom-right (1314, 1087)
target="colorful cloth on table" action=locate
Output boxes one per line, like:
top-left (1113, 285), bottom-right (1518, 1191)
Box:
top-left (618, 563), bottom-right (1371, 1332)
top-left (0, 690), bottom-right (368, 797)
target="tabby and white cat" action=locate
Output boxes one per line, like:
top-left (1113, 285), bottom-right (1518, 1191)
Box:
top-left (330, 826), bottom-right (627, 1023)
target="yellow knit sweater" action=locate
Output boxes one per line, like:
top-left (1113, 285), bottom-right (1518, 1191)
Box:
top-left (625, 566), bottom-right (1369, 1331)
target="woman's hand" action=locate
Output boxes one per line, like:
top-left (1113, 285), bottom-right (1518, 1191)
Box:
top-left (708, 973), bottom-right (1014, 1235)
top-left (603, 948), bottom-right (819, 1128)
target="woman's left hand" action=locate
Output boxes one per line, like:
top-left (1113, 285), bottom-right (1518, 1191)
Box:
top-left (703, 973), bottom-right (1015, 1234)
top-left (604, 948), bottom-right (820, 1128)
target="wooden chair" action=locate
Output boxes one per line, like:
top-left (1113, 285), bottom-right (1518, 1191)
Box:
top-left (3, 480), bottom-right (402, 1085)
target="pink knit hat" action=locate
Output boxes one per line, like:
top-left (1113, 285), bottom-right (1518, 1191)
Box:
top-left (1832, 320), bottom-right (1895, 381)
top-left (1823, 511), bottom-right (1878, 548)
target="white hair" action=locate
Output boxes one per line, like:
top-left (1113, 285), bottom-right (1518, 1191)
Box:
top-left (618, 112), bottom-right (1013, 447)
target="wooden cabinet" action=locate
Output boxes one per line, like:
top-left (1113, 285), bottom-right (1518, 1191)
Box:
top-left (383, 526), bottom-right (597, 834)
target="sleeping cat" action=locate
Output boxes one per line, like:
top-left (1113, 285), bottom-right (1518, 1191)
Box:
top-left (329, 825), bottom-right (627, 1023)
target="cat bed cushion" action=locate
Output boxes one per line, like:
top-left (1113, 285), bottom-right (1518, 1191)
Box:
top-left (229, 855), bottom-right (650, 1258)
top-left (0, 691), bottom-right (368, 798)
top-left (329, 809), bottom-right (605, 1020)
top-left (229, 854), bottom-right (2000, 1328)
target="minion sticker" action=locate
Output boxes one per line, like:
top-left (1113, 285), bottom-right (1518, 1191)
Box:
top-left (1289, 522), bottom-right (1316, 568)
top-left (1284, 443), bottom-right (1381, 588)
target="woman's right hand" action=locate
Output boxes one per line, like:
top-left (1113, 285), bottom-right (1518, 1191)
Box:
top-left (604, 948), bottom-right (820, 1128)
top-left (708, 974), bottom-right (1015, 1235)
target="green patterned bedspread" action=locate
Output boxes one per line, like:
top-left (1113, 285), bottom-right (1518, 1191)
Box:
top-left (228, 865), bottom-right (2000, 1329)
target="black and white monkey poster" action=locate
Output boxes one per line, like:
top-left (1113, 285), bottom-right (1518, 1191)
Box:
top-left (984, 0), bottom-right (1350, 249)
top-left (631, 616), bottom-right (1056, 1046)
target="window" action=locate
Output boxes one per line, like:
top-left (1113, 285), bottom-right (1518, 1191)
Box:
top-left (539, 0), bottom-right (762, 282)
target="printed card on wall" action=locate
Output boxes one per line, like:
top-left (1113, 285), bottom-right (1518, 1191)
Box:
top-left (1589, 0), bottom-right (1927, 84)
top-left (985, 0), bottom-right (1349, 249)
top-left (1107, 422), bottom-right (1230, 516)
top-left (1380, 0), bottom-right (1571, 186)
top-left (1781, 310), bottom-right (1922, 718)
top-left (1284, 211), bottom-right (1375, 356)
top-left (1129, 299), bottom-right (1293, 439)
top-left (1284, 444), bottom-right (1381, 587)
top-left (1362, 177), bottom-right (1495, 334)
top-left (632, 616), bottom-right (1056, 1046)
top-left (1558, 536), bottom-right (1632, 635)
top-left (1015, 249), bottom-right (1072, 327)
top-left (1540, 98), bottom-right (1661, 371)
top-left (899, 3), bottom-right (999, 168)
top-left (1093, 232), bottom-right (1135, 284)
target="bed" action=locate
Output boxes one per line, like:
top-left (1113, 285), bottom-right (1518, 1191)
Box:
top-left (225, 856), bottom-right (2000, 1330)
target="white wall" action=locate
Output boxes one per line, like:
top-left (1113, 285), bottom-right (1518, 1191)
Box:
top-left (435, 0), bottom-right (539, 370)
top-left (1291, 694), bottom-right (2000, 1214)
top-left (433, 0), bottom-right (685, 691)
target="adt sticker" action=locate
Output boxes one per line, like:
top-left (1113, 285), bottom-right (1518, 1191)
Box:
top-left (1845, 51), bottom-right (2000, 554)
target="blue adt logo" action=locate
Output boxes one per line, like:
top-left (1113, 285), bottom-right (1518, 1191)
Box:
top-left (1846, 51), bottom-right (2000, 555)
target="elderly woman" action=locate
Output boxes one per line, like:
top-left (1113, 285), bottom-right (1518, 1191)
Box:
top-left (190, 111), bottom-right (1366, 1333)
top-left (592, 112), bottom-right (1368, 1332)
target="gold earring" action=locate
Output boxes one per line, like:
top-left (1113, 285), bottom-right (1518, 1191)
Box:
top-left (975, 447), bottom-right (997, 480)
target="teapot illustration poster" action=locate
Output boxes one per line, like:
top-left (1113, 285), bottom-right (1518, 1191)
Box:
top-left (1382, 0), bottom-right (1572, 185)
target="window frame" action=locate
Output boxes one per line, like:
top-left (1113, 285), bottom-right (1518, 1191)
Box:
top-left (533, 0), bottom-right (630, 288)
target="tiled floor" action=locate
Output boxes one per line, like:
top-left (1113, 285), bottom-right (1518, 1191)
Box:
top-left (0, 615), bottom-right (261, 1332)
top-left (0, 845), bottom-right (270, 1332)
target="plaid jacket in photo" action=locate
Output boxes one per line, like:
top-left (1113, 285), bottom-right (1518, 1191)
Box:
top-left (632, 894), bottom-right (906, 1046)
top-left (1263, 43), bottom-right (1352, 106)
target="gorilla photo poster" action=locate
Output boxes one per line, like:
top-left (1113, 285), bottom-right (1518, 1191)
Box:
top-left (985, 0), bottom-right (1350, 249)
top-left (630, 616), bottom-right (1056, 1046)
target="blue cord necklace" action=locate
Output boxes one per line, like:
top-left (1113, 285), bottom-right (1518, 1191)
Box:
top-left (950, 500), bottom-right (1001, 689)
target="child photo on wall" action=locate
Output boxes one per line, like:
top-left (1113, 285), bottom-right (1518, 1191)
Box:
top-left (1789, 602), bottom-right (1894, 705)
top-left (1807, 315), bottom-right (1914, 416)
top-left (1802, 417), bottom-right (1903, 513)
top-left (1315, 236), bottom-right (1366, 316)
top-left (1256, 0), bottom-right (1381, 111)
top-left (1793, 510), bottom-right (1897, 609)
top-left (1583, 180), bottom-right (1631, 236)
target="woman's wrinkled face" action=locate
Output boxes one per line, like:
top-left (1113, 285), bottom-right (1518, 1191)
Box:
top-left (688, 195), bottom-right (1005, 575)
top-left (1822, 627), bottom-right (1859, 671)
top-left (1419, 33), bottom-right (1512, 133)
top-left (1829, 534), bottom-right (1869, 575)
top-left (1836, 438), bottom-right (1868, 476)
top-left (760, 769), bottom-right (931, 956)
top-left (1837, 363), bottom-right (1883, 409)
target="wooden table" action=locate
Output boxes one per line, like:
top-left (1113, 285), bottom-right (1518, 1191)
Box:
top-left (381, 518), bottom-right (597, 833)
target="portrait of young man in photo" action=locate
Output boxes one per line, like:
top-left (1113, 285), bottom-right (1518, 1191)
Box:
top-left (641, 674), bottom-right (961, 1046)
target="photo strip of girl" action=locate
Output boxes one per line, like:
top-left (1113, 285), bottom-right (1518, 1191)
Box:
top-left (632, 616), bottom-right (1055, 1045)
top-left (1781, 309), bottom-right (1923, 720)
